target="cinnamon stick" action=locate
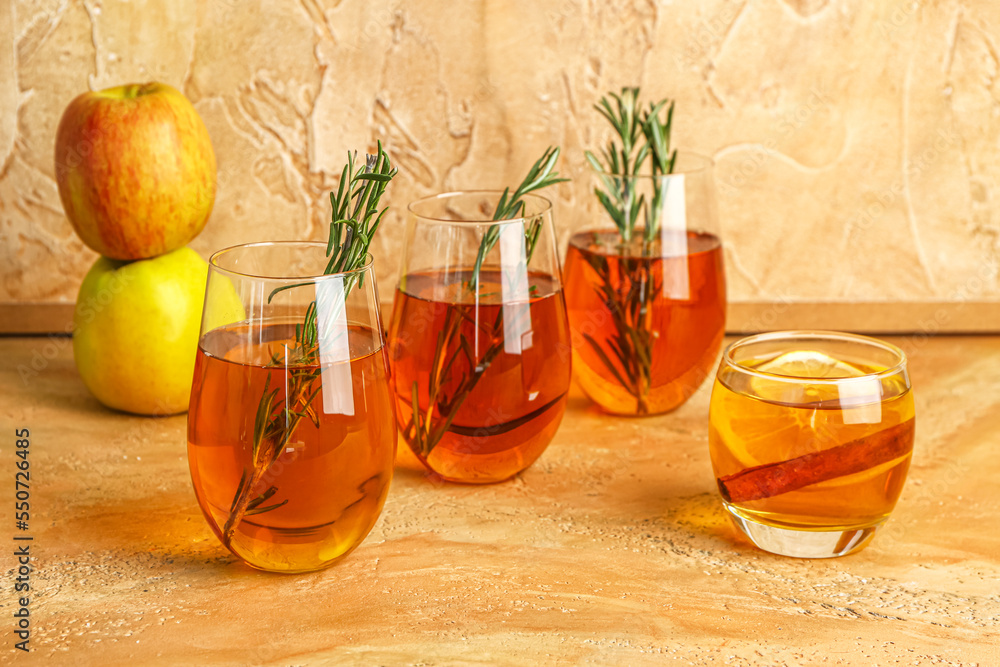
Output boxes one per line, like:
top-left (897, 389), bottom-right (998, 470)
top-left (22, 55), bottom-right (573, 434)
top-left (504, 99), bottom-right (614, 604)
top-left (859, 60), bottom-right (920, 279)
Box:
top-left (717, 418), bottom-right (915, 503)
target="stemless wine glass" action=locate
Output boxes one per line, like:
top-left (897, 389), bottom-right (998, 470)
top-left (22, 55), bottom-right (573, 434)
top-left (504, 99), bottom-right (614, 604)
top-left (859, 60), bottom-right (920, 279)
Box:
top-left (563, 153), bottom-right (726, 416)
top-left (387, 192), bottom-right (572, 484)
top-left (187, 242), bottom-right (396, 573)
top-left (709, 331), bottom-right (915, 558)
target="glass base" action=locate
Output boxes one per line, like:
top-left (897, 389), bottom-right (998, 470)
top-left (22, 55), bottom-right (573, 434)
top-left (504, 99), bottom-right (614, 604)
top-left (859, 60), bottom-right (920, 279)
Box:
top-left (723, 504), bottom-right (884, 558)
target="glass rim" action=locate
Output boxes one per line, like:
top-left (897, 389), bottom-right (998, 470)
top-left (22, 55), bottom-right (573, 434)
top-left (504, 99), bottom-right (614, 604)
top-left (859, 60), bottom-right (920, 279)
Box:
top-left (721, 330), bottom-right (908, 384)
top-left (590, 150), bottom-right (714, 180)
top-left (208, 241), bottom-right (374, 282)
top-left (407, 190), bottom-right (553, 226)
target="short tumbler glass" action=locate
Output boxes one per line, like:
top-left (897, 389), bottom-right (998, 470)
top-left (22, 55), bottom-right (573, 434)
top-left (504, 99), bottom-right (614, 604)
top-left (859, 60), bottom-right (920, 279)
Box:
top-left (708, 331), bottom-right (915, 558)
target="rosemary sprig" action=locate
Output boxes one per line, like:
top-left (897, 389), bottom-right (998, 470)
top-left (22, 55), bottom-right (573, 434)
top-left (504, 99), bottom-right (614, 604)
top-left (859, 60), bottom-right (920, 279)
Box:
top-left (585, 88), bottom-right (676, 244)
top-left (469, 146), bottom-right (567, 292)
top-left (640, 99), bottom-right (677, 238)
top-left (222, 142), bottom-right (396, 549)
top-left (405, 147), bottom-right (565, 459)
top-left (582, 88), bottom-right (677, 414)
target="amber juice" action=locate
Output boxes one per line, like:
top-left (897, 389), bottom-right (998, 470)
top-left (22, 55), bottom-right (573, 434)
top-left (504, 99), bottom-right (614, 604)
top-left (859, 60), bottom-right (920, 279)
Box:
top-left (563, 229), bottom-right (726, 415)
top-left (187, 321), bottom-right (395, 573)
top-left (709, 356), bottom-right (915, 532)
top-left (387, 268), bottom-right (572, 483)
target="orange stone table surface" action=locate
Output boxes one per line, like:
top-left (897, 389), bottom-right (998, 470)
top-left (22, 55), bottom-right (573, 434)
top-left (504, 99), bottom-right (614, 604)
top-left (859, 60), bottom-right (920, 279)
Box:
top-left (1, 335), bottom-right (998, 666)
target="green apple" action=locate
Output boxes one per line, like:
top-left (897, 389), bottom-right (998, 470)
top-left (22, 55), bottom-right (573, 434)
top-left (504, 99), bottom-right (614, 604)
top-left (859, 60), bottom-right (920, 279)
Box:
top-left (55, 82), bottom-right (217, 260)
top-left (73, 246), bottom-right (241, 415)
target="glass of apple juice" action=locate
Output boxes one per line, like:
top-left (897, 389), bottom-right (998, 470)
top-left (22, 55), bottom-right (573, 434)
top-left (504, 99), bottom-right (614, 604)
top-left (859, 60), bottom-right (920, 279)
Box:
top-left (709, 331), bottom-right (915, 558)
top-left (386, 191), bottom-right (572, 484)
top-left (187, 241), bottom-right (396, 573)
top-left (563, 153), bottom-right (727, 416)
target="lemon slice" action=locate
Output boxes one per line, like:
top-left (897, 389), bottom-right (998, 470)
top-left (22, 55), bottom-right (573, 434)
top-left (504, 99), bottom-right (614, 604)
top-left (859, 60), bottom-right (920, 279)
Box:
top-left (747, 350), bottom-right (864, 405)
top-left (719, 352), bottom-right (876, 469)
top-left (757, 350), bottom-right (865, 379)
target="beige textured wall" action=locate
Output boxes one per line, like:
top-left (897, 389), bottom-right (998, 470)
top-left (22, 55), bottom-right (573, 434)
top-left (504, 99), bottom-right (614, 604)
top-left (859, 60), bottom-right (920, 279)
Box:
top-left (2, 0), bottom-right (999, 321)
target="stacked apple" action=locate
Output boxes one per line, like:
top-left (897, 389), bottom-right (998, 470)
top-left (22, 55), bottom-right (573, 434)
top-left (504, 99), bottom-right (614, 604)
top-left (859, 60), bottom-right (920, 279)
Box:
top-left (55, 82), bottom-right (218, 415)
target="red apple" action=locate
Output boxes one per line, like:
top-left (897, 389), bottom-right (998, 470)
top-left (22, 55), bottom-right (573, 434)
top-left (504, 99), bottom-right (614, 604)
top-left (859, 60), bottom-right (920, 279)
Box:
top-left (54, 82), bottom-right (217, 260)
